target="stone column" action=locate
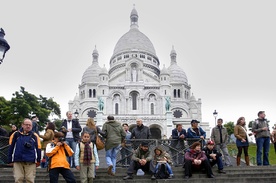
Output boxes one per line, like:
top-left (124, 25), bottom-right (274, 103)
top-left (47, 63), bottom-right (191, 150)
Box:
top-left (96, 111), bottom-right (104, 128)
top-left (166, 111), bottom-right (173, 138)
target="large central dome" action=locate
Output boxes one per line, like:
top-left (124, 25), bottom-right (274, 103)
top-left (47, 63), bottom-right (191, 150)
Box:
top-left (112, 7), bottom-right (157, 58)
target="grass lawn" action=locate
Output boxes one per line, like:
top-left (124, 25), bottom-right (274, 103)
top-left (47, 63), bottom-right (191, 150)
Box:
top-left (227, 143), bottom-right (276, 165)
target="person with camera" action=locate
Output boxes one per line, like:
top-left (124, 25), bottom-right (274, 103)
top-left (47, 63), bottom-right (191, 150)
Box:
top-left (8, 118), bottom-right (41, 183)
top-left (61, 111), bottom-right (82, 168)
top-left (46, 132), bottom-right (76, 183)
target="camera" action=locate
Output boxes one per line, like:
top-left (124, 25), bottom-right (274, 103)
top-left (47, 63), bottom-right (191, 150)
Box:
top-left (58, 137), bottom-right (65, 142)
top-left (24, 142), bottom-right (32, 148)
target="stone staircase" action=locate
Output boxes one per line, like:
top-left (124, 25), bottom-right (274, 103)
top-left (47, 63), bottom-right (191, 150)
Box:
top-left (1, 165), bottom-right (276, 183)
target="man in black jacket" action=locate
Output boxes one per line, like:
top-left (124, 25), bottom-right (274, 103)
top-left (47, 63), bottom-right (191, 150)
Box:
top-left (61, 111), bottom-right (82, 168)
top-left (131, 119), bottom-right (151, 149)
top-left (202, 140), bottom-right (226, 173)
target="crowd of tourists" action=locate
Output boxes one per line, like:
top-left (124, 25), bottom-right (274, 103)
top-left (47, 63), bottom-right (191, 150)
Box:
top-left (1, 110), bottom-right (274, 182)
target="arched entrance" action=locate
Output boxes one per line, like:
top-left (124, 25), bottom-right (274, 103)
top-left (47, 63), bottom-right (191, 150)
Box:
top-left (149, 124), bottom-right (162, 139)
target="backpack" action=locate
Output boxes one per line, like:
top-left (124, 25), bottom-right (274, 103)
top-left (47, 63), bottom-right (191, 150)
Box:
top-left (155, 163), bottom-right (169, 179)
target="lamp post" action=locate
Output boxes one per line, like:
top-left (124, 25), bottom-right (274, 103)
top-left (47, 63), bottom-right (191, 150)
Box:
top-left (213, 110), bottom-right (218, 126)
top-left (74, 109), bottom-right (79, 119)
top-left (0, 28), bottom-right (10, 64)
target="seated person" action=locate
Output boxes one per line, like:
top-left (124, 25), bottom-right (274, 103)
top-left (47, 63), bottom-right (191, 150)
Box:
top-left (151, 145), bottom-right (174, 180)
top-left (202, 140), bottom-right (226, 174)
top-left (184, 141), bottom-right (214, 179)
top-left (123, 141), bottom-right (154, 180)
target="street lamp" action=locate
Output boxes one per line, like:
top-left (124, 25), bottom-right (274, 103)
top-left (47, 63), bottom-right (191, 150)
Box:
top-left (213, 110), bottom-right (218, 126)
top-left (0, 28), bottom-right (10, 64)
top-left (74, 109), bottom-right (79, 119)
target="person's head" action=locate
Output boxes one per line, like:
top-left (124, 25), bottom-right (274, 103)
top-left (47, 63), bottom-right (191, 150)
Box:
top-left (86, 118), bottom-right (96, 128)
top-left (136, 119), bottom-right (143, 127)
top-left (176, 124), bottom-right (182, 132)
top-left (22, 118), bottom-right (32, 133)
top-left (46, 122), bottom-right (56, 131)
top-left (122, 123), bottom-right (129, 131)
top-left (54, 132), bottom-right (65, 142)
top-left (258, 111), bottom-right (265, 119)
top-left (31, 115), bottom-right (38, 121)
top-left (66, 111), bottom-right (73, 120)
top-left (140, 141), bottom-right (149, 151)
top-left (154, 146), bottom-right (163, 156)
top-left (11, 124), bottom-right (18, 131)
top-left (217, 118), bottom-right (223, 126)
top-left (107, 115), bottom-right (114, 121)
top-left (207, 140), bottom-right (215, 150)
top-left (190, 141), bottom-right (201, 151)
top-left (191, 119), bottom-right (200, 128)
top-left (236, 117), bottom-right (245, 126)
top-left (81, 132), bottom-right (91, 143)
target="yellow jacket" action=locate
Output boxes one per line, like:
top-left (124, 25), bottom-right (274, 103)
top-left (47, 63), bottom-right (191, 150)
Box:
top-left (46, 141), bottom-right (74, 170)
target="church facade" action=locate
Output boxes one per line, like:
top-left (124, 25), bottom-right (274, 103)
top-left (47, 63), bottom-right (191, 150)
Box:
top-left (69, 7), bottom-right (209, 139)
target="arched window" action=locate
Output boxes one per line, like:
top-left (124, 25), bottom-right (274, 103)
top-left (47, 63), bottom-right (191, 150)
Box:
top-left (93, 89), bottom-right (96, 98)
top-left (102, 90), bottom-right (104, 95)
top-left (131, 92), bottom-right (138, 110)
top-left (178, 89), bottom-right (181, 98)
top-left (174, 89), bottom-right (176, 98)
top-left (151, 103), bottom-right (154, 114)
top-left (115, 103), bottom-right (119, 115)
top-left (89, 89), bottom-right (92, 98)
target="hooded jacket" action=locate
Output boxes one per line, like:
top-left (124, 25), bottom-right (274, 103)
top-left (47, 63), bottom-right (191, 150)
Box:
top-left (153, 145), bottom-right (172, 165)
top-left (102, 120), bottom-right (126, 150)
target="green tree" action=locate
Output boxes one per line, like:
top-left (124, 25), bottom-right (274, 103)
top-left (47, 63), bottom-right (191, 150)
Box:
top-left (223, 121), bottom-right (234, 135)
top-left (1, 86), bottom-right (61, 129)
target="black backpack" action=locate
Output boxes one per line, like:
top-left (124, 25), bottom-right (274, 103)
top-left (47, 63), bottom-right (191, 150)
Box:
top-left (155, 163), bottom-right (169, 179)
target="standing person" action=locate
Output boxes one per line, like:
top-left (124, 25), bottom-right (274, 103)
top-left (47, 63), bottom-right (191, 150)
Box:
top-left (211, 118), bottom-right (232, 166)
top-left (170, 124), bottom-right (186, 166)
top-left (184, 142), bottom-right (214, 179)
top-left (202, 140), bottom-right (226, 173)
top-left (234, 117), bottom-right (250, 166)
top-left (252, 111), bottom-right (270, 166)
top-left (186, 120), bottom-right (206, 146)
top-left (31, 115), bottom-right (40, 135)
top-left (46, 132), bottom-right (76, 183)
top-left (61, 111), bottom-right (82, 168)
top-left (120, 123), bottom-right (132, 166)
top-left (82, 118), bottom-right (105, 144)
top-left (123, 141), bottom-right (154, 180)
top-left (8, 118), bottom-right (41, 183)
top-left (270, 124), bottom-right (276, 153)
top-left (102, 115), bottom-right (126, 176)
top-left (75, 132), bottom-right (99, 183)
top-left (39, 122), bottom-right (55, 168)
top-left (131, 118), bottom-right (151, 149)
top-left (8, 124), bottom-right (18, 137)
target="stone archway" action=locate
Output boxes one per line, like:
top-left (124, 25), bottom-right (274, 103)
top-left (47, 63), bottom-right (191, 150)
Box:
top-left (149, 124), bottom-right (162, 139)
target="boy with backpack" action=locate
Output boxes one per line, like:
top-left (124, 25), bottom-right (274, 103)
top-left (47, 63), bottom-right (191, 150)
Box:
top-left (75, 132), bottom-right (99, 183)
top-left (151, 145), bottom-right (174, 180)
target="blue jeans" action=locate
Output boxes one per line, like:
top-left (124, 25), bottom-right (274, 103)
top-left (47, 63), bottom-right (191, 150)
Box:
top-left (154, 162), bottom-right (173, 175)
top-left (106, 145), bottom-right (121, 173)
top-left (210, 156), bottom-right (224, 170)
top-left (256, 137), bottom-right (270, 165)
top-left (65, 138), bottom-right (77, 167)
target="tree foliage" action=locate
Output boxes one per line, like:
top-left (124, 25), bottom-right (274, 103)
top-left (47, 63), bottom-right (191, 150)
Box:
top-left (223, 121), bottom-right (234, 135)
top-left (0, 86), bottom-right (61, 130)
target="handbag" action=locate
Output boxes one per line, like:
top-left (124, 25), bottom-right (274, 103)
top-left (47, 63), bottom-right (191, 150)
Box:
top-left (95, 127), bottom-right (105, 150)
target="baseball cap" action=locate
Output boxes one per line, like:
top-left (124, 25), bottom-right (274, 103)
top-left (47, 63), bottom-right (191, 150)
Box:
top-left (191, 119), bottom-right (200, 124)
top-left (207, 140), bottom-right (215, 145)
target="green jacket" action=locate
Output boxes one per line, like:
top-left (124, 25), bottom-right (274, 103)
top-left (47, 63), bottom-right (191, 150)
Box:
top-left (132, 146), bottom-right (152, 162)
top-left (102, 120), bottom-right (126, 150)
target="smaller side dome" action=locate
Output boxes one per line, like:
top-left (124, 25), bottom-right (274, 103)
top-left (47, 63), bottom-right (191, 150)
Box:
top-left (100, 64), bottom-right (108, 75)
top-left (160, 64), bottom-right (169, 75)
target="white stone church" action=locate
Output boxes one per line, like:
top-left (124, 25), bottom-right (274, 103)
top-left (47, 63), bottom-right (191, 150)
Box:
top-left (68, 7), bottom-right (210, 139)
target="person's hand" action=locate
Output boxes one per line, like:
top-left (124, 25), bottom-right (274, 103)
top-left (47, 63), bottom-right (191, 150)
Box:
top-left (75, 166), bottom-right (80, 170)
top-left (121, 142), bottom-right (126, 148)
top-left (95, 166), bottom-right (99, 170)
top-left (262, 127), bottom-right (268, 131)
top-left (241, 139), bottom-right (246, 143)
top-left (197, 160), bottom-right (202, 164)
top-left (180, 134), bottom-right (185, 139)
top-left (200, 136), bottom-right (204, 139)
top-left (56, 142), bottom-right (63, 146)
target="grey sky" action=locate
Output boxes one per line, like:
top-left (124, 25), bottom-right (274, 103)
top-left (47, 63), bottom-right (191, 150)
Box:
top-left (1, 0), bottom-right (275, 128)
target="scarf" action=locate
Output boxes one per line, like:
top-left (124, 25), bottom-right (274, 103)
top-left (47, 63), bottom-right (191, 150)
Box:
top-left (83, 142), bottom-right (92, 165)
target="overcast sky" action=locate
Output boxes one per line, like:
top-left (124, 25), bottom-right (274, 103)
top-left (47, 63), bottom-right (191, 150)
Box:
top-left (1, 0), bottom-right (275, 128)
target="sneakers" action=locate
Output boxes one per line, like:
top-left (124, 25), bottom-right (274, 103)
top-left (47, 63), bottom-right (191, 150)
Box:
top-left (218, 169), bottom-right (226, 174)
top-left (208, 174), bottom-right (215, 178)
top-left (168, 174), bottom-right (174, 179)
top-left (123, 175), bottom-right (133, 180)
top-left (107, 165), bottom-right (113, 175)
top-left (151, 175), bottom-right (156, 180)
